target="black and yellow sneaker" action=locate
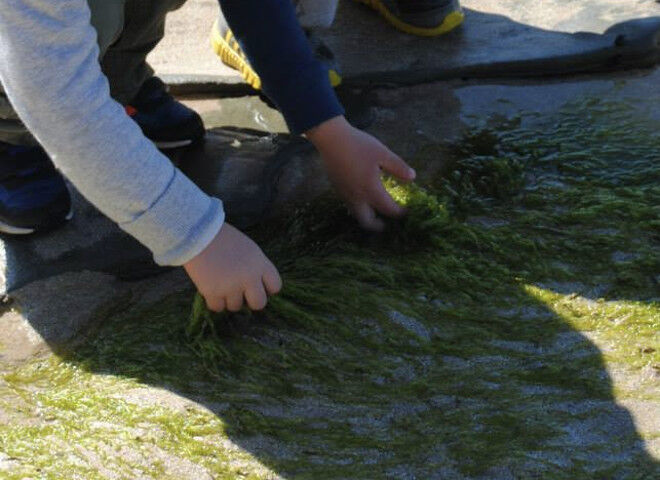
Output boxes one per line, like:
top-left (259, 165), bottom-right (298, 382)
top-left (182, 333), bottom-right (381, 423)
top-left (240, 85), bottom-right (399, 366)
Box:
top-left (355, 0), bottom-right (464, 36)
top-left (211, 15), bottom-right (342, 91)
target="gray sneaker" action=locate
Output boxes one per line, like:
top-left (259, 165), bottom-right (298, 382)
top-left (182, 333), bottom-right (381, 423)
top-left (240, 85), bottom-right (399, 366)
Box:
top-left (354, 0), bottom-right (464, 36)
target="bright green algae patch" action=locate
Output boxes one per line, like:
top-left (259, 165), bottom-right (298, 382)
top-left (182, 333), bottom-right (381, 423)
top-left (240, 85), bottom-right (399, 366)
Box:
top-left (1, 96), bottom-right (659, 479)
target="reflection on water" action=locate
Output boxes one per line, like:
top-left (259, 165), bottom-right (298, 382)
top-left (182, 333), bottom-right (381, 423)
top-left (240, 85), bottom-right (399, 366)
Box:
top-left (182, 95), bottom-right (289, 134)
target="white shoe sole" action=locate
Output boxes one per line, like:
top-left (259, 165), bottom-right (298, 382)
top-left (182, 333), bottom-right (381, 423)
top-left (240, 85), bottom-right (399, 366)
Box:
top-left (0, 208), bottom-right (74, 235)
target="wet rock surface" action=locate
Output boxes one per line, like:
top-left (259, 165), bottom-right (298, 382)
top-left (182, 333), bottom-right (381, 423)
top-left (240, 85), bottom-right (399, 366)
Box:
top-left (1, 3), bottom-right (659, 478)
top-left (153, 0), bottom-right (660, 91)
top-left (326, 4), bottom-right (660, 85)
top-left (178, 128), bottom-right (328, 227)
top-left (1, 68), bottom-right (658, 478)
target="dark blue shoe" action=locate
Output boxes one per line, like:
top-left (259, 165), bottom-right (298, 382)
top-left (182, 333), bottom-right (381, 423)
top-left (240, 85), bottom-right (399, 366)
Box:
top-left (0, 143), bottom-right (72, 235)
top-left (125, 77), bottom-right (205, 150)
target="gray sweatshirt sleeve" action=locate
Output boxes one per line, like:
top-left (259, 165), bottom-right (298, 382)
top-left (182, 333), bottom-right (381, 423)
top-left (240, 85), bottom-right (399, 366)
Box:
top-left (0, 0), bottom-right (224, 266)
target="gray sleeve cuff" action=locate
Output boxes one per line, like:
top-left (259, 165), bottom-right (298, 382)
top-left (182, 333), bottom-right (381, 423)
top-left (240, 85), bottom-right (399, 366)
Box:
top-left (119, 169), bottom-right (225, 266)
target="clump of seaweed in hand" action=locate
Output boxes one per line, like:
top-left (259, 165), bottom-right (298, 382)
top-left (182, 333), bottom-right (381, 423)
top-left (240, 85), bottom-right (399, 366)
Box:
top-left (184, 122), bottom-right (532, 372)
top-left (183, 125), bottom-right (531, 371)
top-left (185, 181), bottom-right (459, 371)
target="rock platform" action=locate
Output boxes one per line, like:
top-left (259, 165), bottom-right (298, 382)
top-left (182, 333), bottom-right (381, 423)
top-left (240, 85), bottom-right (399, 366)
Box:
top-left (1, 1), bottom-right (659, 478)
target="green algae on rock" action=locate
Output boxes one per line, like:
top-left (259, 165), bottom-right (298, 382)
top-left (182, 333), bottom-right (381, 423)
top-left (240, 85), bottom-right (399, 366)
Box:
top-left (1, 95), bottom-right (658, 479)
top-left (182, 96), bottom-right (659, 477)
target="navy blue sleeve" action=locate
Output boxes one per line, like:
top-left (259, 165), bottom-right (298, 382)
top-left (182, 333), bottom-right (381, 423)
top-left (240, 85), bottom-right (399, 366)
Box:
top-left (219, 0), bottom-right (344, 135)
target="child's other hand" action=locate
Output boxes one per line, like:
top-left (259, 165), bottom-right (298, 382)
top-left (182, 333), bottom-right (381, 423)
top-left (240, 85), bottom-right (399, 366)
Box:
top-left (307, 116), bottom-right (416, 231)
top-left (184, 223), bottom-right (282, 312)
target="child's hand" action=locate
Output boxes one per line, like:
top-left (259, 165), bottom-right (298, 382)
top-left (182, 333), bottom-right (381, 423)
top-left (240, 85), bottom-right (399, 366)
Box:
top-left (184, 223), bottom-right (282, 312)
top-left (307, 116), bottom-right (416, 231)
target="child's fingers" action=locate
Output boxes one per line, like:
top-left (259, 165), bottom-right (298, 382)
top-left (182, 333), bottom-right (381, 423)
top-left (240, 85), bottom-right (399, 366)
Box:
top-left (226, 291), bottom-right (244, 312)
top-left (353, 203), bottom-right (385, 232)
top-left (245, 283), bottom-right (268, 311)
top-left (380, 152), bottom-right (416, 183)
top-left (263, 263), bottom-right (283, 295)
top-left (370, 183), bottom-right (406, 218)
top-left (205, 295), bottom-right (225, 313)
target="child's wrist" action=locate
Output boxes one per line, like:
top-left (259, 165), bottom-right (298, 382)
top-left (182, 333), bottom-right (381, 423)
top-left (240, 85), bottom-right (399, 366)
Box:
top-left (305, 115), bottom-right (350, 151)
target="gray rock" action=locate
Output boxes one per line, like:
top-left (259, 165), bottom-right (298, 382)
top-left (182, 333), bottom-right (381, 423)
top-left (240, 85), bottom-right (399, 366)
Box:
top-left (386, 464), bottom-right (416, 480)
top-left (237, 435), bottom-right (301, 461)
top-left (387, 311), bottom-right (431, 342)
top-left (494, 306), bottom-right (555, 320)
top-left (319, 4), bottom-right (660, 85)
top-left (489, 339), bottom-right (543, 354)
top-left (0, 271), bottom-right (121, 361)
top-left (155, 1), bottom-right (660, 90)
top-left (0, 190), bottom-right (154, 295)
top-left (466, 217), bottom-right (510, 229)
top-left (0, 452), bottom-right (20, 472)
top-left (144, 445), bottom-right (214, 480)
top-left (178, 128), bottom-right (327, 228)
top-left (253, 397), bottom-right (360, 421)
top-left (0, 269), bottom-right (190, 363)
top-left (611, 251), bottom-right (641, 263)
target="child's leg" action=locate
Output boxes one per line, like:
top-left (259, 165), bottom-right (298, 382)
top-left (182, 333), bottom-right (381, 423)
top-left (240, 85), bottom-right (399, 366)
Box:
top-left (212, 0), bottom-right (341, 91)
top-left (88, 0), bottom-right (127, 56)
top-left (0, 95), bottom-right (37, 146)
top-left (294, 0), bottom-right (339, 29)
top-left (0, 0), bottom-right (198, 234)
top-left (96, 0), bottom-right (204, 148)
top-left (0, 0), bottom-right (128, 234)
top-left (98, 0), bottom-right (187, 105)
